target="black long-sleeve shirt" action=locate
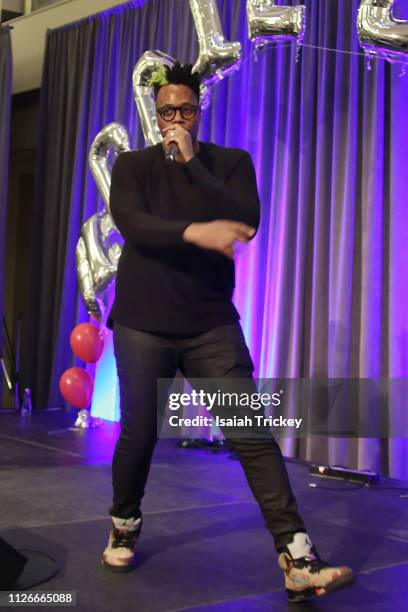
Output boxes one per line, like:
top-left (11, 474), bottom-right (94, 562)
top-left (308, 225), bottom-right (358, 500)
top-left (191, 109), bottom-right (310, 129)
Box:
top-left (108, 141), bottom-right (260, 335)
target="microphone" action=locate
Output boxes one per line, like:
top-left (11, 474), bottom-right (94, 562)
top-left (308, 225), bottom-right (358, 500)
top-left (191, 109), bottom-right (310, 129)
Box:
top-left (166, 142), bottom-right (179, 163)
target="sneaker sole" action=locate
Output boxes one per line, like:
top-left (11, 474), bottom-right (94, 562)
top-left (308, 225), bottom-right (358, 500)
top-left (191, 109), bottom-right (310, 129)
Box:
top-left (100, 557), bottom-right (137, 573)
top-left (287, 571), bottom-right (355, 603)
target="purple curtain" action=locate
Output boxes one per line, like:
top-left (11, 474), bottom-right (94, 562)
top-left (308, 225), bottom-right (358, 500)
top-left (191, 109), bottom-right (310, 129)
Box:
top-left (24, 0), bottom-right (408, 478)
top-left (0, 26), bottom-right (13, 399)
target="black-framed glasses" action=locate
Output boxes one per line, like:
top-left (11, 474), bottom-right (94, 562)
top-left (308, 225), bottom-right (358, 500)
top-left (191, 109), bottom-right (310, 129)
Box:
top-left (156, 104), bottom-right (199, 121)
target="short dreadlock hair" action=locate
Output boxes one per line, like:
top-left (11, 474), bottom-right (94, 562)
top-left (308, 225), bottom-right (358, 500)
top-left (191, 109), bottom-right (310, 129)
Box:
top-left (150, 62), bottom-right (201, 101)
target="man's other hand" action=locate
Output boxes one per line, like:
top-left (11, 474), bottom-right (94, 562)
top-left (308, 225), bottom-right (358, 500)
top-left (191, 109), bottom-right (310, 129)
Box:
top-left (183, 220), bottom-right (256, 260)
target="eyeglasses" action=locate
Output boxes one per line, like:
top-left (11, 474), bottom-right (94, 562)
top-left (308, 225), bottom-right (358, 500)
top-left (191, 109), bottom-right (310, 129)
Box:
top-left (156, 104), bottom-right (199, 122)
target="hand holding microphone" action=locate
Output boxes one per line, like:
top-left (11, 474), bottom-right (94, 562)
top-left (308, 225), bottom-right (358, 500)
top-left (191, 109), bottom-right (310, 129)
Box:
top-left (162, 125), bottom-right (195, 163)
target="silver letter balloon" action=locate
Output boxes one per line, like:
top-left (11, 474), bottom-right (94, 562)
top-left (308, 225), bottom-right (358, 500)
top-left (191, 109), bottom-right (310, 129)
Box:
top-left (358, 0), bottom-right (408, 63)
top-left (189, 0), bottom-right (242, 84)
top-left (247, 0), bottom-right (306, 46)
top-left (75, 123), bottom-right (130, 319)
top-left (133, 49), bottom-right (176, 146)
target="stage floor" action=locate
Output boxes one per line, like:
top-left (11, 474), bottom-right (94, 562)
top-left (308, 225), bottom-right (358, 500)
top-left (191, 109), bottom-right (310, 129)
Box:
top-left (0, 408), bottom-right (407, 611)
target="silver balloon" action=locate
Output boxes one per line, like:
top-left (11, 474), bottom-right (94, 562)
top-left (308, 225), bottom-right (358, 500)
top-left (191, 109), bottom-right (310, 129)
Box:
top-left (76, 123), bottom-right (130, 319)
top-left (76, 212), bottom-right (119, 311)
top-left (75, 234), bottom-right (105, 319)
top-left (89, 122), bottom-right (130, 213)
top-left (133, 50), bottom-right (176, 146)
top-left (247, 0), bottom-right (306, 46)
top-left (358, 0), bottom-right (408, 63)
top-left (190, 0), bottom-right (242, 84)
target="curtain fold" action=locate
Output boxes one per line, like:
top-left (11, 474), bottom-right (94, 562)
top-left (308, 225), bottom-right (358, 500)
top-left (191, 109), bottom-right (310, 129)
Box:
top-left (23, 0), bottom-right (408, 478)
top-left (0, 26), bottom-right (13, 400)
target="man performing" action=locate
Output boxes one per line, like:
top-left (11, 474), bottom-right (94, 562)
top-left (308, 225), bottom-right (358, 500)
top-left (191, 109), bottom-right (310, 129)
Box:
top-left (101, 62), bottom-right (354, 603)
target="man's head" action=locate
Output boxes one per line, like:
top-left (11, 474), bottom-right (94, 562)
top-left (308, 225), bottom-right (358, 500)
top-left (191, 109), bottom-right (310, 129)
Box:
top-left (151, 62), bottom-right (201, 142)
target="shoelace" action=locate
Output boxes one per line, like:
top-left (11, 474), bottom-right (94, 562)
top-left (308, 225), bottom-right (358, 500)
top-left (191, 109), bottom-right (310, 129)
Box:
top-left (112, 527), bottom-right (139, 549)
top-left (291, 553), bottom-right (329, 574)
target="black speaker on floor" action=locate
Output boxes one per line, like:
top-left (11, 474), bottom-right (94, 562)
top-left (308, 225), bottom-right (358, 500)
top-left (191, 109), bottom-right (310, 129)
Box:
top-left (0, 536), bottom-right (28, 589)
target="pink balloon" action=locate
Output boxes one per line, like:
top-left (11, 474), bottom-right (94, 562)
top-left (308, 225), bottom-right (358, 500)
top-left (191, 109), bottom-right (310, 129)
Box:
top-left (59, 367), bottom-right (94, 409)
top-left (70, 323), bottom-right (104, 363)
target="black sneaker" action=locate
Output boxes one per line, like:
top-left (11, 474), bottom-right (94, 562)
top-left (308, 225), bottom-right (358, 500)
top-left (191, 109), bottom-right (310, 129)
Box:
top-left (101, 517), bottom-right (142, 572)
top-left (278, 532), bottom-right (355, 602)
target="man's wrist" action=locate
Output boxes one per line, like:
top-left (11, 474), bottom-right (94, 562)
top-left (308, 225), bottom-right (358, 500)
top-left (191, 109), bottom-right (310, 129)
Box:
top-left (182, 223), bottom-right (198, 243)
top-left (183, 151), bottom-right (195, 163)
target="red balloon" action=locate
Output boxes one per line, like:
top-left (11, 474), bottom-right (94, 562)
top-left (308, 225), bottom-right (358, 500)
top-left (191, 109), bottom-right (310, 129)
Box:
top-left (70, 323), bottom-right (104, 363)
top-left (59, 367), bottom-right (94, 409)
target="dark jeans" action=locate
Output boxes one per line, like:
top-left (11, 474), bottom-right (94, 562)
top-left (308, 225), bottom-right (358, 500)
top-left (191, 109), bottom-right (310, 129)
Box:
top-left (110, 322), bottom-right (307, 552)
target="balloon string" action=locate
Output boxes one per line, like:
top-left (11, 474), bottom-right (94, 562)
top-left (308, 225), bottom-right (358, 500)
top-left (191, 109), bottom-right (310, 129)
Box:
top-left (303, 42), bottom-right (408, 65)
top-left (303, 42), bottom-right (377, 58)
top-left (240, 40), bottom-right (408, 67)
